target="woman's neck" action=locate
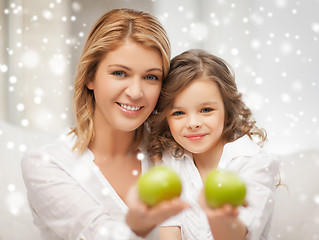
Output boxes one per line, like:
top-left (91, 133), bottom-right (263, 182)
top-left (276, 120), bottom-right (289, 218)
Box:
top-left (89, 127), bottom-right (137, 160)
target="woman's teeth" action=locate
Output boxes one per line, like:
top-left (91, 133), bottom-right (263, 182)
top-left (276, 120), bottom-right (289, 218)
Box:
top-left (120, 103), bottom-right (141, 111)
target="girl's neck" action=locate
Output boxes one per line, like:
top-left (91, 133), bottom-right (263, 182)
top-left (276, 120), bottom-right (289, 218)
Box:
top-left (193, 140), bottom-right (225, 181)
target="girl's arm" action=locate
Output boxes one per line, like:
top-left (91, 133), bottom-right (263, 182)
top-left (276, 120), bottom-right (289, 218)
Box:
top-left (199, 192), bottom-right (247, 240)
top-left (198, 153), bottom-right (279, 240)
top-left (160, 226), bottom-right (182, 240)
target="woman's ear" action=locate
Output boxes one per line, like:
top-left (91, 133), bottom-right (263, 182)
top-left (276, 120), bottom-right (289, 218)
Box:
top-left (86, 80), bottom-right (94, 90)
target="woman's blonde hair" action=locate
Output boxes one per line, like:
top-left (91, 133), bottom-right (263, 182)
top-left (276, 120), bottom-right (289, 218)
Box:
top-left (148, 49), bottom-right (266, 162)
top-left (69, 8), bottom-right (170, 153)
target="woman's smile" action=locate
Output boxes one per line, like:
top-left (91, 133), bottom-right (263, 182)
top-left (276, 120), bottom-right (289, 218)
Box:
top-left (117, 102), bottom-right (144, 115)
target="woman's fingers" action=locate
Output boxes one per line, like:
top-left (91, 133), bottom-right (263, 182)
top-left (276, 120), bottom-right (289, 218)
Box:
top-left (146, 197), bottom-right (190, 222)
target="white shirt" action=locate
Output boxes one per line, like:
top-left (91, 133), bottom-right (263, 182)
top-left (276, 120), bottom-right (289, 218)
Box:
top-left (162, 135), bottom-right (279, 240)
top-left (21, 131), bottom-right (159, 240)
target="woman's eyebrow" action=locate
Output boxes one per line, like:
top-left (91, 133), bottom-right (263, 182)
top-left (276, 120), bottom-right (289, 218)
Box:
top-left (108, 64), bottom-right (162, 73)
top-left (108, 64), bottom-right (131, 70)
top-left (146, 68), bottom-right (163, 73)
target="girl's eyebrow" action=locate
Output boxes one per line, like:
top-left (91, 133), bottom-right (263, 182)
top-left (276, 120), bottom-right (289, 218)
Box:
top-left (200, 100), bottom-right (218, 105)
top-left (170, 105), bottom-right (182, 110)
top-left (172, 100), bottom-right (218, 109)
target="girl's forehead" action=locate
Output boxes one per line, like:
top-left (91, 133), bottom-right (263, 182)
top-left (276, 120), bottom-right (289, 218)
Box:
top-left (172, 78), bottom-right (222, 104)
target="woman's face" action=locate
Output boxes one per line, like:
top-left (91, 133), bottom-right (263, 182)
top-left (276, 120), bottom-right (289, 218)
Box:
top-left (87, 40), bottom-right (163, 132)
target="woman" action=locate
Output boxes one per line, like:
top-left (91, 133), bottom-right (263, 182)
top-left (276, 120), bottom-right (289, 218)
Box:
top-left (21, 8), bottom-right (187, 240)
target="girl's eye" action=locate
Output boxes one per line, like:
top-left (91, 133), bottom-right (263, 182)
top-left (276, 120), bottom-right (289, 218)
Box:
top-left (145, 75), bottom-right (159, 81)
top-left (201, 107), bottom-right (213, 113)
top-left (171, 111), bottom-right (184, 116)
top-left (112, 71), bottom-right (126, 77)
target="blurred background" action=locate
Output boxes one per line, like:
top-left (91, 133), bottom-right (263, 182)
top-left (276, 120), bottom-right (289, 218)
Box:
top-left (1, 0), bottom-right (318, 239)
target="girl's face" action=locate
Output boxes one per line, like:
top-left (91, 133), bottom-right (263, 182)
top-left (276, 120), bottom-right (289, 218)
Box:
top-left (87, 40), bottom-right (163, 132)
top-left (167, 77), bottom-right (225, 155)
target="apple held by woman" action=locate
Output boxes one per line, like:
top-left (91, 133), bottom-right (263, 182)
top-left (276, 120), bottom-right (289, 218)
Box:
top-left (137, 165), bottom-right (182, 207)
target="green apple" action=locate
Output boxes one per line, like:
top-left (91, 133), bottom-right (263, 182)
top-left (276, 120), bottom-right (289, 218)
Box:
top-left (137, 165), bottom-right (182, 207)
top-left (204, 169), bottom-right (246, 208)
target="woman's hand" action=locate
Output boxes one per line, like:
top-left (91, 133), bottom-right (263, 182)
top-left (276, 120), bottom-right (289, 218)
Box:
top-left (126, 185), bottom-right (190, 237)
top-left (198, 190), bottom-right (248, 240)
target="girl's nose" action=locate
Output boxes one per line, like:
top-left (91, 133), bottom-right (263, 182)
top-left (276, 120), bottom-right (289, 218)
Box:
top-left (186, 115), bottom-right (202, 129)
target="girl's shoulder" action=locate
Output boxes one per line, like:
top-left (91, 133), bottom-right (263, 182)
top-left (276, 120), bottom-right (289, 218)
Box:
top-left (221, 135), bottom-right (279, 173)
top-left (160, 150), bottom-right (195, 172)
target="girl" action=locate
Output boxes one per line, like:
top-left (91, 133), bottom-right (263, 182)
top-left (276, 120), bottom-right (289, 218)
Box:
top-left (148, 49), bottom-right (279, 240)
top-left (21, 8), bottom-right (188, 240)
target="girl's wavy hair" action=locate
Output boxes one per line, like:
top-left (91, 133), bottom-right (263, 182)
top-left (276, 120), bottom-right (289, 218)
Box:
top-left (69, 8), bottom-right (171, 153)
top-left (148, 49), bottom-right (266, 162)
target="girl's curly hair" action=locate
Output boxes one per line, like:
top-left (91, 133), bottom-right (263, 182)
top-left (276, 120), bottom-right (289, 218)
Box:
top-left (148, 49), bottom-right (266, 162)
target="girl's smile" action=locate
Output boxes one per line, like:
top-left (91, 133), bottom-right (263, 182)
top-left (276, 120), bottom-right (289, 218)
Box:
top-left (185, 133), bottom-right (208, 141)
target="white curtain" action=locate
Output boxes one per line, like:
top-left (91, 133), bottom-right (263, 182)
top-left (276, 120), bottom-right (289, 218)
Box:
top-left (1, 0), bottom-right (72, 131)
top-left (1, 0), bottom-right (319, 154)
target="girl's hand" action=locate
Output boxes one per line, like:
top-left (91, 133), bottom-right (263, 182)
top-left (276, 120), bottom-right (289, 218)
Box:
top-left (126, 185), bottom-right (190, 237)
top-left (199, 191), bottom-right (239, 219)
top-left (198, 190), bottom-right (248, 240)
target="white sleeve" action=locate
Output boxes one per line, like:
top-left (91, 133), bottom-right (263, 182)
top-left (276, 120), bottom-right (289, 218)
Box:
top-left (21, 150), bottom-right (158, 240)
top-left (238, 153), bottom-right (279, 240)
top-left (159, 153), bottom-right (183, 228)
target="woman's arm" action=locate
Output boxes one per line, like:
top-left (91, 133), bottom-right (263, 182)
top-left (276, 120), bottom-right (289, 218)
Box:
top-left (22, 150), bottom-right (185, 240)
top-left (126, 185), bottom-right (189, 237)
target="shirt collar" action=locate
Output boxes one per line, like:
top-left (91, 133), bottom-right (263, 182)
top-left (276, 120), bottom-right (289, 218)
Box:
top-left (58, 129), bottom-right (95, 162)
top-left (181, 135), bottom-right (261, 167)
top-left (219, 135), bottom-right (261, 167)
top-left (59, 129), bottom-right (147, 163)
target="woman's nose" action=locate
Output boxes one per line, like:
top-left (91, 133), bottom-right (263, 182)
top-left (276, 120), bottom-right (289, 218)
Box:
top-left (124, 78), bottom-right (143, 99)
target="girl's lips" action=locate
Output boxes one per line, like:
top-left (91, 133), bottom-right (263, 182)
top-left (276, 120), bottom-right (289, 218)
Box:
top-left (185, 133), bottom-right (207, 141)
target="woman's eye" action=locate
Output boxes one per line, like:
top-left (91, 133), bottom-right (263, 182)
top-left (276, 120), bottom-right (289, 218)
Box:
top-left (145, 75), bottom-right (159, 81)
top-left (172, 111), bottom-right (184, 116)
top-left (112, 71), bottom-right (126, 77)
top-left (201, 108), bottom-right (213, 113)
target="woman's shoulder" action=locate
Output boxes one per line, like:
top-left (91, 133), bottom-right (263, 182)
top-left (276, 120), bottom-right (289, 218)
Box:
top-left (21, 132), bottom-right (78, 171)
top-left (24, 131), bottom-right (73, 153)
top-left (21, 131), bottom-right (96, 190)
